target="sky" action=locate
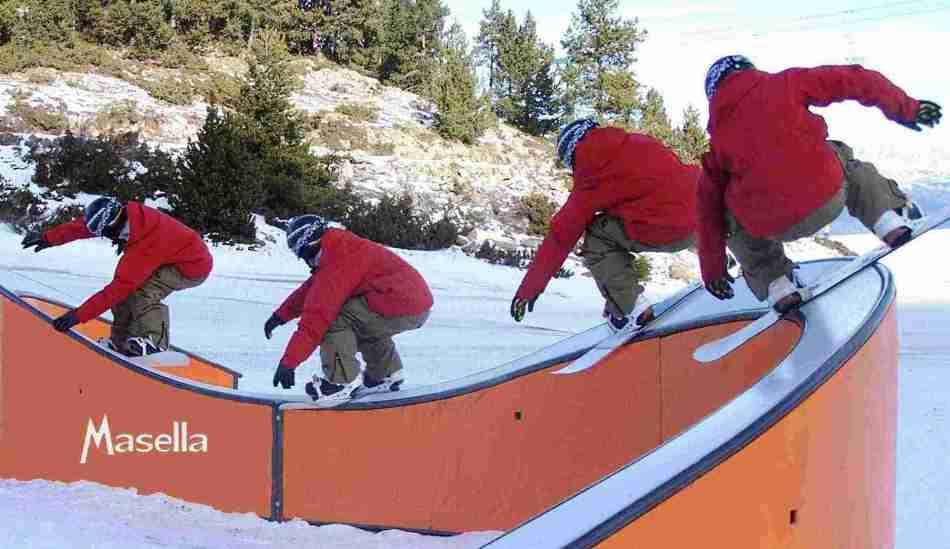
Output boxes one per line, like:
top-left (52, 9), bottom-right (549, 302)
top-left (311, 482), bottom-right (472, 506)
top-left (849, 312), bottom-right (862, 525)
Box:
top-left (442, 0), bottom-right (950, 167)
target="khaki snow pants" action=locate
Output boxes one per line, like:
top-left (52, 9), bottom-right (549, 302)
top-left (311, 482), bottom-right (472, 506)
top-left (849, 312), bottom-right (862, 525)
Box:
top-left (728, 140), bottom-right (908, 300)
top-left (109, 265), bottom-right (206, 355)
top-left (581, 214), bottom-right (694, 318)
top-left (320, 296), bottom-right (430, 384)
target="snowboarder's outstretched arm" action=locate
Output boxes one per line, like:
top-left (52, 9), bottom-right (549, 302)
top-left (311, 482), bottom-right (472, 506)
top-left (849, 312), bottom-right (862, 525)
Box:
top-left (274, 278), bottom-right (314, 323)
top-left (696, 152), bottom-right (734, 300)
top-left (513, 193), bottom-right (595, 317)
top-left (22, 217), bottom-right (92, 253)
top-left (43, 217), bottom-right (96, 246)
top-left (789, 65), bottom-right (920, 124)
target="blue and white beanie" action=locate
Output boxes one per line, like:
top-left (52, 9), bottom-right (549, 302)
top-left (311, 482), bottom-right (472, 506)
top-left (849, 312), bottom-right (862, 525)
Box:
top-left (556, 118), bottom-right (599, 172)
top-left (704, 55), bottom-right (755, 100)
top-left (84, 197), bottom-right (123, 237)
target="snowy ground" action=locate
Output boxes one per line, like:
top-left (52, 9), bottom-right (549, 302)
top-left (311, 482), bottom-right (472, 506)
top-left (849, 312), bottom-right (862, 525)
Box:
top-left (0, 224), bottom-right (947, 546)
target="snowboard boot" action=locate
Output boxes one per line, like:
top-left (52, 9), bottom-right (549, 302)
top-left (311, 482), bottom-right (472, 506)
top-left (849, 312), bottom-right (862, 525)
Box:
top-left (605, 301), bottom-right (655, 334)
top-left (97, 337), bottom-right (118, 352)
top-left (305, 376), bottom-right (359, 408)
top-left (125, 336), bottom-right (162, 357)
top-left (353, 370), bottom-right (404, 398)
top-left (876, 200), bottom-right (924, 249)
top-left (768, 268), bottom-right (806, 314)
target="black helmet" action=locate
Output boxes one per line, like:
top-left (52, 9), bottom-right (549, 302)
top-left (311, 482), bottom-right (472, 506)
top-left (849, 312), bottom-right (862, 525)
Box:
top-left (286, 215), bottom-right (332, 260)
top-left (84, 197), bottom-right (124, 238)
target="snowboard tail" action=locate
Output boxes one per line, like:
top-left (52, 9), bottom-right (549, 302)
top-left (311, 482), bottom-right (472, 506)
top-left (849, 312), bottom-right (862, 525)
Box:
top-left (692, 206), bottom-right (950, 364)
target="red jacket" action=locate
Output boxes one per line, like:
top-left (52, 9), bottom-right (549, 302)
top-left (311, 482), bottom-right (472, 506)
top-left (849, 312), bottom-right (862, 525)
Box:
top-left (44, 202), bottom-right (213, 323)
top-left (516, 128), bottom-right (699, 300)
top-left (276, 229), bottom-right (433, 369)
top-left (697, 65), bottom-right (920, 283)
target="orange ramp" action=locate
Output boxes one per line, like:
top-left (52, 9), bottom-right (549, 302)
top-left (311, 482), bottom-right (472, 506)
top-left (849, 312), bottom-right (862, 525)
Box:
top-left (0, 259), bottom-right (892, 540)
top-left (486, 260), bottom-right (897, 548)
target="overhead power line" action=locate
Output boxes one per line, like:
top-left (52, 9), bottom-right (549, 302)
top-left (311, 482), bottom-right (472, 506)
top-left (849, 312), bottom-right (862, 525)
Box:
top-left (673, 2), bottom-right (950, 44)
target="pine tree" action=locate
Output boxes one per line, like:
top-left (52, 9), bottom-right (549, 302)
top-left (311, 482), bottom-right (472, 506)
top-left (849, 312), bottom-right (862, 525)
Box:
top-left (673, 105), bottom-right (708, 164)
top-left (475, 0), bottom-right (503, 91)
top-left (378, 0), bottom-right (448, 93)
top-left (489, 10), bottom-right (560, 135)
top-left (432, 22), bottom-right (489, 144)
top-left (636, 88), bottom-right (673, 145)
top-left (171, 106), bottom-right (263, 243)
top-left (561, 0), bottom-right (647, 121)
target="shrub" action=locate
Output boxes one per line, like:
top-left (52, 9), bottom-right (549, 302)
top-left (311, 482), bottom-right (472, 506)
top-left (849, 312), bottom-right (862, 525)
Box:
top-left (335, 102), bottom-right (380, 123)
top-left (633, 255), bottom-right (652, 282)
top-left (8, 93), bottom-right (69, 134)
top-left (0, 180), bottom-right (84, 235)
top-left (24, 131), bottom-right (169, 202)
top-left (814, 236), bottom-right (857, 257)
top-left (344, 194), bottom-right (460, 250)
top-left (168, 107), bottom-right (260, 243)
top-left (518, 192), bottom-right (558, 236)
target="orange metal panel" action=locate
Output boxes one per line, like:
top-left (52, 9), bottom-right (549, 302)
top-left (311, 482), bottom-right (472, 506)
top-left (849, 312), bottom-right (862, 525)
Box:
top-left (24, 298), bottom-right (238, 389)
top-left (0, 298), bottom-right (274, 517)
top-left (283, 340), bottom-right (664, 533)
top-left (660, 320), bottom-right (802, 440)
top-left (598, 306), bottom-right (898, 549)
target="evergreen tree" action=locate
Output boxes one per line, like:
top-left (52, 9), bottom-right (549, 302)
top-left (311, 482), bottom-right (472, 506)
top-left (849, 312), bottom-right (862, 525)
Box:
top-left (636, 87), bottom-right (673, 144)
top-left (378, 0), bottom-right (448, 93)
top-left (171, 107), bottom-right (262, 243)
top-left (475, 0), bottom-right (503, 91)
top-left (432, 22), bottom-right (489, 144)
top-left (561, 0), bottom-right (646, 121)
top-left (493, 11), bottom-right (560, 135)
top-left (673, 105), bottom-right (708, 164)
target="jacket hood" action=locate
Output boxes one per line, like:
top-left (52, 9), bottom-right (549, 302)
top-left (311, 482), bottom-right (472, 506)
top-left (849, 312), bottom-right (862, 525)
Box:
top-left (126, 202), bottom-right (159, 245)
top-left (572, 127), bottom-right (629, 191)
top-left (707, 69), bottom-right (762, 130)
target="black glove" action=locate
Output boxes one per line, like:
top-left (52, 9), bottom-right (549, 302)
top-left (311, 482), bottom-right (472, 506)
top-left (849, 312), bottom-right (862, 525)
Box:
top-left (510, 295), bottom-right (537, 322)
top-left (273, 364), bottom-right (295, 389)
top-left (264, 313), bottom-right (284, 340)
top-left (21, 231), bottom-right (51, 253)
top-left (52, 310), bottom-right (80, 332)
top-left (705, 272), bottom-right (736, 301)
top-left (900, 100), bottom-right (942, 131)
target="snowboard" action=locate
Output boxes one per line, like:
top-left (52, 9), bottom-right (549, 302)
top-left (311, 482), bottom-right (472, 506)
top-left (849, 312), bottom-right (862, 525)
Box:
top-left (692, 206), bottom-right (950, 364)
top-left (553, 281), bottom-right (703, 375)
top-left (128, 351), bottom-right (192, 369)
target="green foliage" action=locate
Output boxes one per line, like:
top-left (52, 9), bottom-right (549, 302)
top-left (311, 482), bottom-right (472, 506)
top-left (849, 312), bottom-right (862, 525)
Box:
top-left (473, 241), bottom-right (574, 277)
top-left (0, 180), bottom-right (42, 232)
top-left (633, 254), bottom-right (652, 282)
top-left (672, 105), bottom-right (708, 164)
top-left (431, 23), bottom-right (490, 144)
top-left (7, 94), bottom-right (69, 134)
top-left (335, 102), bottom-right (379, 123)
top-left (518, 191), bottom-right (558, 236)
top-left (24, 131), bottom-right (170, 202)
top-left (95, 0), bottom-right (175, 58)
top-left (344, 194), bottom-right (459, 250)
top-left (379, 0), bottom-right (447, 92)
top-left (487, 10), bottom-right (560, 135)
top-left (169, 107), bottom-right (260, 243)
top-left (561, 0), bottom-right (647, 121)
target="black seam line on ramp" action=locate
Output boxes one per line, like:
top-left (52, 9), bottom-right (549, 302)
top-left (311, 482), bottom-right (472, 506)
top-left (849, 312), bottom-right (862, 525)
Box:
top-left (271, 406), bottom-right (284, 522)
top-left (305, 519), bottom-right (458, 537)
top-left (559, 265), bottom-right (894, 549)
top-left (17, 291), bottom-right (245, 380)
top-left (0, 285), bottom-right (271, 406)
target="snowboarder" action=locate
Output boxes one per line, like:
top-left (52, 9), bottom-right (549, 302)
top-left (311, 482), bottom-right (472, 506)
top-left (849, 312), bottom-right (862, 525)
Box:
top-left (697, 55), bottom-right (942, 312)
top-left (510, 119), bottom-right (699, 332)
top-left (20, 197), bottom-right (213, 356)
top-left (266, 215), bottom-right (433, 407)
